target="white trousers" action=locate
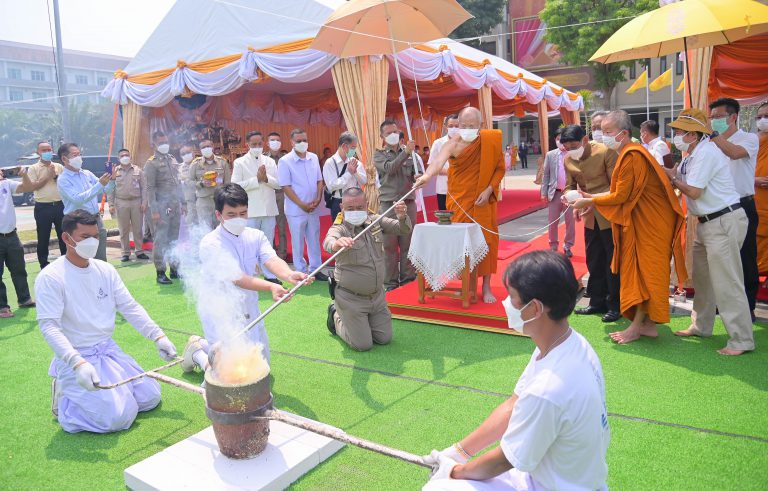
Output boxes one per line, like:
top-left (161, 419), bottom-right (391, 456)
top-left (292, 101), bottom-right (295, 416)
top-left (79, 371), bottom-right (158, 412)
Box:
top-left (286, 213), bottom-right (322, 273)
top-left (248, 216), bottom-right (278, 279)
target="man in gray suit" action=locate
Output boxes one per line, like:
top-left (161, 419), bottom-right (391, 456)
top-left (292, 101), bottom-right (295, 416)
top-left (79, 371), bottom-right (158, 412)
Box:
top-left (540, 128), bottom-right (574, 257)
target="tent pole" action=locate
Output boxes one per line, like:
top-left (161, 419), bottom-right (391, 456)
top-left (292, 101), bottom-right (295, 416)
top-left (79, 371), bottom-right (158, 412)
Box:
top-left (683, 37), bottom-right (693, 105)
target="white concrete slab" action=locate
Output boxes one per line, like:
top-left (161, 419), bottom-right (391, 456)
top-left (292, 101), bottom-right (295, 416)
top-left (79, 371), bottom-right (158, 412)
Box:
top-left (125, 416), bottom-right (345, 491)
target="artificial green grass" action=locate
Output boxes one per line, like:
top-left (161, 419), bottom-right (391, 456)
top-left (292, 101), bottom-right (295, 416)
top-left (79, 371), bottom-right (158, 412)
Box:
top-left (1, 260), bottom-right (767, 490)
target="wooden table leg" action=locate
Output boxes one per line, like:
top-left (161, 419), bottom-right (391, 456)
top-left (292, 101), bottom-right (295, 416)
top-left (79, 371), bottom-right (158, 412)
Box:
top-left (470, 268), bottom-right (478, 304)
top-left (417, 272), bottom-right (426, 304)
top-left (461, 256), bottom-right (470, 308)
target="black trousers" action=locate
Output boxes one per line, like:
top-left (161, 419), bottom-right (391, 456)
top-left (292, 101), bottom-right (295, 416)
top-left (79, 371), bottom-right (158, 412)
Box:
top-left (584, 221), bottom-right (620, 312)
top-left (33, 201), bottom-right (65, 268)
top-left (740, 197), bottom-right (759, 312)
top-left (0, 231), bottom-right (31, 309)
top-left (520, 153), bottom-right (528, 168)
top-left (329, 197), bottom-right (342, 223)
top-left (436, 193), bottom-right (447, 211)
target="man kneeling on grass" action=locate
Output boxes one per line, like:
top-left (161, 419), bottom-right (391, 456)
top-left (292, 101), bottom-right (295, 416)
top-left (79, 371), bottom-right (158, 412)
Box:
top-left (423, 250), bottom-right (610, 491)
top-left (36, 210), bottom-right (178, 433)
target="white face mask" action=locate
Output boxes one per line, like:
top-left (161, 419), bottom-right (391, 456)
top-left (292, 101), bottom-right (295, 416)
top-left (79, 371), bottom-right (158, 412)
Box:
top-left (119, 156), bottom-right (131, 166)
top-left (201, 147), bottom-right (214, 158)
top-left (69, 235), bottom-right (99, 260)
top-left (602, 132), bottom-right (623, 150)
top-left (446, 127), bottom-right (460, 138)
top-left (181, 153), bottom-right (194, 164)
top-left (459, 128), bottom-right (479, 142)
top-left (502, 296), bottom-right (537, 334)
top-left (249, 147), bottom-right (263, 158)
top-left (567, 146), bottom-right (585, 160)
top-left (294, 142), bottom-right (309, 154)
top-left (673, 134), bottom-right (691, 153)
top-left (384, 133), bottom-right (400, 146)
top-left (156, 144), bottom-right (170, 154)
top-left (344, 210), bottom-right (367, 226)
top-left (269, 140), bottom-right (281, 152)
top-left (757, 117), bottom-right (768, 132)
top-left (68, 156), bottom-right (83, 170)
top-left (592, 130), bottom-right (603, 143)
top-left (222, 217), bottom-right (247, 236)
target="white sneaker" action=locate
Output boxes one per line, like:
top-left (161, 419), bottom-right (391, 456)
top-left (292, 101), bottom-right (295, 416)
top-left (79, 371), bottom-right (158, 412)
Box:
top-left (51, 379), bottom-right (60, 419)
top-left (181, 335), bottom-right (204, 373)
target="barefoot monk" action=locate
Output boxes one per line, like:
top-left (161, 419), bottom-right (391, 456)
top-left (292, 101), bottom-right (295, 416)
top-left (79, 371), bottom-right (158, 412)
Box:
top-left (415, 107), bottom-right (506, 303)
top-left (571, 110), bottom-right (686, 344)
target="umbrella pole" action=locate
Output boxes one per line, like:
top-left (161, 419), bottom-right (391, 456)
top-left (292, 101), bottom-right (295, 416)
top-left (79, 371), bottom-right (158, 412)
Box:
top-left (683, 37), bottom-right (693, 106)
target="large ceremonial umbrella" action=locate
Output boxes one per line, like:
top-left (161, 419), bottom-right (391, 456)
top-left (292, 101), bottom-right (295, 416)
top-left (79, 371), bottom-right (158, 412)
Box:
top-left (589, 0), bottom-right (768, 101)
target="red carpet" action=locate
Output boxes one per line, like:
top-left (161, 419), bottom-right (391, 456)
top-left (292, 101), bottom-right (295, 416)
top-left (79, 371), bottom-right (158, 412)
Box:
top-left (386, 223), bottom-right (588, 334)
top-left (283, 189), bottom-right (546, 264)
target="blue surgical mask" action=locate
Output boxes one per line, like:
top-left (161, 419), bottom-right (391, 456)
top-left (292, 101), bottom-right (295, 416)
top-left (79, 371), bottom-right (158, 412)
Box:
top-left (41, 151), bottom-right (53, 161)
top-left (711, 117), bottom-right (729, 134)
top-left (346, 148), bottom-right (356, 159)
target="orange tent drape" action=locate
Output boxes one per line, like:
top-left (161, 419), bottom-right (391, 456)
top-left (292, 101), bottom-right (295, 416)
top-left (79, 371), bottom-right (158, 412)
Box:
top-left (708, 33), bottom-right (768, 102)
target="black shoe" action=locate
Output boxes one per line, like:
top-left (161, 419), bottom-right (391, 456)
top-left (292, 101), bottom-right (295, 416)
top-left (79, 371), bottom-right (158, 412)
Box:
top-left (169, 268), bottom-right (179, 279)
top-left (564, 248), bottom-right (573, 259)
top-left (265, 277), bottom-right (282, 285)
top-left (136, 253), bottom-right (150, 260)
top-left (315, 272), bottom-right (329, 282)
top-left (601, 311), bottom-right (622, 323)
top-left (121, 255), bottom-right (130, 262)
top-left (326, 304), bottom-right (337, 335)
top-left (385, 285), bottom-right (398, 293)
top-left (574, 305), bottom-right (607, 315)
top-left (157, 272), bottom-right (172, 285)
top-left (752, 311), bottom-right (757, 323)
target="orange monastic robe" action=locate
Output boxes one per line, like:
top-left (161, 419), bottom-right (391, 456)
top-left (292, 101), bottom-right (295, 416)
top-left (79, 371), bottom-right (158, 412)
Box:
top-left (592, 144), bottom-right (687, 323)
top-left (757, 133), bottom-right (768, 273)
top-left (447, 129), bottom-right (506, 276)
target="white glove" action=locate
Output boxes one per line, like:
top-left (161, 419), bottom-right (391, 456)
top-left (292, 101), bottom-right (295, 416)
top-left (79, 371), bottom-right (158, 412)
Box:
top-left (429, 452), bottom-right (459, 481)
top-left (155, 335), bottom-right (177, 361)
top-left (423, 445), bottom-right (469, 466)
top-left (74, 362), bottom-right (101, 391)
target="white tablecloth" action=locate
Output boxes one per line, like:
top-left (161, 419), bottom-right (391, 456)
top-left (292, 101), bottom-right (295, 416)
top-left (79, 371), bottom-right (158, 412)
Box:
top-left (407, 222), bottom-right (488, 291)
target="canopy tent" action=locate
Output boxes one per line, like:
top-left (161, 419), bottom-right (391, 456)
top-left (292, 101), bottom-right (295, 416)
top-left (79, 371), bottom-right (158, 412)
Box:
top-left (102, 0), bottom-right (583, 207)
top-left (707, 33), bottom-right (768, 105)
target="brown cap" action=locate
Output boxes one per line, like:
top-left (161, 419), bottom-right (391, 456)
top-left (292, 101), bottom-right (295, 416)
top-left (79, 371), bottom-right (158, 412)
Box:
top-left (669, 108), bottom-right (712, 135)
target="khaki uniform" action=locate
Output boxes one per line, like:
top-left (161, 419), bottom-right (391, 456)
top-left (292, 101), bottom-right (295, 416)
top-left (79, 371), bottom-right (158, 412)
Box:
top-left (373, 147), bottom-right (419, 289)
top-left (144, 153), bottom-right (184, 272)
top-left (323, 212), bottom-right (412, 351)
top-left (179, 161), bottom-right (198, 227)
top-left (268, 151), bottom-right (289, 259)
top-left (108, 164), bottom-right (147, 256)
top-left (189, 156), bottom-right (231, 229)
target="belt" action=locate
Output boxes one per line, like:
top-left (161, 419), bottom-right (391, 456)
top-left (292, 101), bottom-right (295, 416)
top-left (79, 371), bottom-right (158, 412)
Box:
top-left (336, 285), bottom-right (380, 300)
top-left (698, 203), bottom-right (742, 223)
top-left (740, 195), bottom-right (754, 203)
top-left (0, 229), bottom-right (17, 237)
top-left (115, 197), bottom-right (140, 201)
top-left (35, 200), bottom-right (62, 206)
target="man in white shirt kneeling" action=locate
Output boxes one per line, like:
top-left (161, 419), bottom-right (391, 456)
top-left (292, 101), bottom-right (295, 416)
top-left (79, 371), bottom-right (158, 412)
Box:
top-left (35, 210), bottom-right (178, 433)
top-left (424, 250), bottom-right (610, 491)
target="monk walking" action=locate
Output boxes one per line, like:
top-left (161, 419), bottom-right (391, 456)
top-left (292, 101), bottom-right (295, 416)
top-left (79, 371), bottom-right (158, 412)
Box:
top-left (415, 107), bottom-right (506, 303)
top-left (756, 102), bottom-right (768, 274)
top-left (571, 110), bottom-right (686, 344)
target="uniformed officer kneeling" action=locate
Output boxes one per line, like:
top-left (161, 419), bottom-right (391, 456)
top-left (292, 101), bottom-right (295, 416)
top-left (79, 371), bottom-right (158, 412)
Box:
top-left (324, 187), bottom-right (411, 351)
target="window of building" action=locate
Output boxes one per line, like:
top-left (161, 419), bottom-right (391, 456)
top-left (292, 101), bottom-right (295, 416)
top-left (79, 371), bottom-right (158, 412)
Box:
top-left (9, 89), bottom-right (23, 101)
top-left (8, 68), bottom-right (21, 79)
top-left (75, 74), bottom-right (88, 85)
top-left (644, 58), bottom-right (651, 78)
top-left (97, 76), bottom-right (108, 86)
top-left (675, 55), bottom-right (684, 75)
top-left (32, 91), bottom-right (47, 102)
top-left (31, 70), bottom-right (45, 81)
top-left (660, 56), bottom-right (668, 73)
top-left (629, 62), bottom-right (637, 80)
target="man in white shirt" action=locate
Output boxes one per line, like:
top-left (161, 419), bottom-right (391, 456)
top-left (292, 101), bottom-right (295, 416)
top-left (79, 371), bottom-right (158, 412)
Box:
top-left (428, 114), bottom-right (459, 211)
top-left (665, 109), bottom-right (754, 356)
top-left (640, 120), bottom-right (671, 167)
top-left (277, 129), bottom-right (329, 281)
top-left (424, 250), bottom-right (610, 491)
top-left (0, 167), bottom-right (35, 318)
top-left (323, 131), bottom-right (367, 222)
top-left (233, 130), bottom-right (281, 282)
top-left (35, 210), bottom-right (178, 433)
top-left (709, 98), bottom-right (761, 320)
top-left (180, 184), bottom-right (311, 372)
top-left (266, 132), bottom-right (288, 260)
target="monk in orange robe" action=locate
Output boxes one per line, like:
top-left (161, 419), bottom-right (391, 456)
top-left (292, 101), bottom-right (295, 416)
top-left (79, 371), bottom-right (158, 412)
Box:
top-left (756, 102), bottom-right (768, 273)
top-left (571, 110), bottom-right (687, 344)
top-left (415, 107), bottom-right (506, 303)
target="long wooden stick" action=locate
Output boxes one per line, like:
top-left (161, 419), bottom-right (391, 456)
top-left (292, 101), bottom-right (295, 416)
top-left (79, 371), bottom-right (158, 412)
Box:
top-left (95, 358), bottom-right (183, 389)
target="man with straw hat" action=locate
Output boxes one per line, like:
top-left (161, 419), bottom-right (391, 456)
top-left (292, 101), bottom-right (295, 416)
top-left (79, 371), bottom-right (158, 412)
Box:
top-left (664, 109), bottom-right (754, 356)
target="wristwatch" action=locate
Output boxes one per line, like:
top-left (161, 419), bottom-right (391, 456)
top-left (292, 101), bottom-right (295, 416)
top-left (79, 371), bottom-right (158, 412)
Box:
top-left (710, 131), bottom-right (719, 139)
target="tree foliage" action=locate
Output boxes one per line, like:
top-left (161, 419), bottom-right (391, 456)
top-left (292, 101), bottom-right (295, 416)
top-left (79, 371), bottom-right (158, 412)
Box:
top-left (540, 0), bottom-right (658, 106)
top-left (451, 0), bottom-right (506, 43)
top-left (0, 102), bottom-right (122, 164)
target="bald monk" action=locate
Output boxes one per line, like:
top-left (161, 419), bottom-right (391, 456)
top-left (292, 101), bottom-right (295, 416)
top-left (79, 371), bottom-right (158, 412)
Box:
top-left (756, 102), bottom-right (768, 273)
top-left (415, 107), bottom-right (506, 303)
top-left (571, 110), bottom-right (687, 344)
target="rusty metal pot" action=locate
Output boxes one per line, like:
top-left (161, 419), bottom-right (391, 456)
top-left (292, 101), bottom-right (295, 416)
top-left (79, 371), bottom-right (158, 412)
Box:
top-left (204, 371), bottom-right (273, 459)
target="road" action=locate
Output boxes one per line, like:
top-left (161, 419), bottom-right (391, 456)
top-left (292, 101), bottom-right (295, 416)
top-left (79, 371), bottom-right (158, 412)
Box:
top-left (14, 203), bottom-right (116, 231)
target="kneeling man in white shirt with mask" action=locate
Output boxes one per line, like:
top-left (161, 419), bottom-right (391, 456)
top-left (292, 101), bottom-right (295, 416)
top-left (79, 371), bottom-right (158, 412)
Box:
top-left (36, 210), bottom-right (178, 433)
top-left (424, 250), bottom-right (610, 491)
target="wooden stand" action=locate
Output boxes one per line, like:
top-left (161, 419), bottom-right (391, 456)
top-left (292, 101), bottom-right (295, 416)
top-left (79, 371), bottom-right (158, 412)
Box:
top-left (417, 256), bottom-right (478, 309)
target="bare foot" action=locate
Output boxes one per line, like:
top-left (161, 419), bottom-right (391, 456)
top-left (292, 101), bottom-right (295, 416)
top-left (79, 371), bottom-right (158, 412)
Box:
top-left (482, 289), bottom-right (497, 304)
top-left (717, 348), bottom-right (746, 356)
top-left (674, 327), bottom-right (700, 337)
top-left (609, 322), bottom-right (657, 344)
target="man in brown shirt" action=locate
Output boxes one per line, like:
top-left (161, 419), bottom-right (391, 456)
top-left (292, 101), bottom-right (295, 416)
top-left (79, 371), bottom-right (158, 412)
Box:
top-left (560, 124), bottom-right (621, 322)
top-left (108, 149), bottom-right (149, 262)
top-left (25, 141), bottom-right (66, 268)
